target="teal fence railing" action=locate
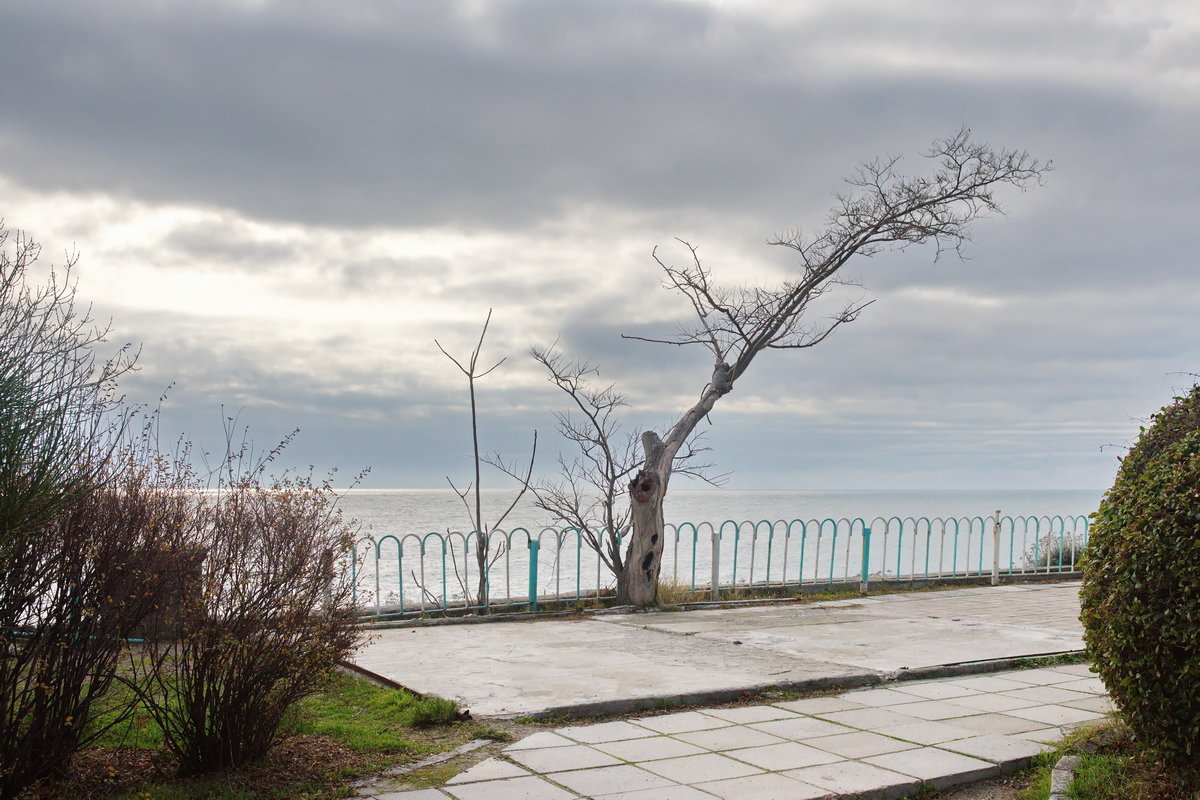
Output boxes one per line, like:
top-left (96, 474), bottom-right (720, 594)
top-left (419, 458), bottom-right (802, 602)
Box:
top-left (349, 511), bottom-right (1089, 618)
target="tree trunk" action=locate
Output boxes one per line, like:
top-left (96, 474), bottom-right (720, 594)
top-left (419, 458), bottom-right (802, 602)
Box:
top-left (617, 365), bottom-right (732, 606)
top-left (618, 468), bottom-right (666, 605)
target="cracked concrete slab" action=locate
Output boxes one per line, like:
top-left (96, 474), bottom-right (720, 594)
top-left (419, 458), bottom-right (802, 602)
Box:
top-left (350, 581), bottom-right (1083, 718)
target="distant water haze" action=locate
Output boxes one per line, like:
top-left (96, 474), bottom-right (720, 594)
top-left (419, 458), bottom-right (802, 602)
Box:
top-left (338, 489), bottom-right (1102, 538)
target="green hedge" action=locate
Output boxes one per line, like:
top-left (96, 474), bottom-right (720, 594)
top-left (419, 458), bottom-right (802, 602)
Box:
top-left (1080, 384), bottom-right (1200, 775)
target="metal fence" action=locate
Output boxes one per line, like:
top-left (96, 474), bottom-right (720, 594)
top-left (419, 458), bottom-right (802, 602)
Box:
top-left (349, 510), bottom-right (1089, 618)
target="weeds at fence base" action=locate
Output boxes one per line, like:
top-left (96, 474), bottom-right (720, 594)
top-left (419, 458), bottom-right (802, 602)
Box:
top-left (655, 579), bottom-right (707, 607)
top-left (363, 590), bottom-right (621, 623)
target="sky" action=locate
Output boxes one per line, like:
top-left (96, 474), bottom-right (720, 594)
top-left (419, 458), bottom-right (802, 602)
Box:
top-left (1, 0), bottom-right (1197, 492)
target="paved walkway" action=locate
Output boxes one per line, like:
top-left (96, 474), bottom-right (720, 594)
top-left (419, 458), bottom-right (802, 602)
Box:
top-left (350, 581), bottom-right (1100, 799)
top-left (352, 581), bottom-right (1084, 718)
top-left (375, 661), bottom-right (1108, 799)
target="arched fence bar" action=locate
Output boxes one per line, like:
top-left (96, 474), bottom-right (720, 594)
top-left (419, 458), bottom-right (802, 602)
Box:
top-left (348, 510), bottom-right (1089, 618)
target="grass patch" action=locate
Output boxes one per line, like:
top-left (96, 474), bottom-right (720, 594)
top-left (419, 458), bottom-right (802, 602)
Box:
top-left (38, 670), bottom-right (483, 800)
top-left (513, 713), bottom-right (570, 726)
top-left (1016, 750), bottom-right (1062, 800)
top-left (1018, 718), bottom-right (1200, 800)
top-left (286, 672), bottom-right (459, 752)
top-left (1070, 753), bottom-right (1132, 799)
top-left (1012, 651), bottom-right (1089, 669)
top-left (86, 676), bottom-right (166, 751)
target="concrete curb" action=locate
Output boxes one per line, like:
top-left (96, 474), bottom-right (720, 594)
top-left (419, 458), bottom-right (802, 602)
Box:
top-left (1049, 754), bottom-right (1080, 800)
top-left (511, 671), bottom-right (885, 721)
top-left (493, 649), bottom-right (1086, 720)
top-left (890, 650), bottom-right (1086, 683)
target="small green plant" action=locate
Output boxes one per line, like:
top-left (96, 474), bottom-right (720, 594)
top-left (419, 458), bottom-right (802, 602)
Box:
top-left (514, 713), bottom-right (570, 726)
top-left (287, 672), bottom-right (464, 750)
top-left (290, 698), bottom-right (416, 754)
top-left (474, 726), bottom-right (512, 742)
top-left (408, 695), bottom-right (463, 728)
top-left (1015, 750), bottom-right (1061, 800)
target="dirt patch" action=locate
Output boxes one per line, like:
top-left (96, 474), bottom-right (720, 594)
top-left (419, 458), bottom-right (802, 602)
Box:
top-left (937, 772), bottom-right (1032, 799)
top-left (28, 735), bottom-right (376, 799)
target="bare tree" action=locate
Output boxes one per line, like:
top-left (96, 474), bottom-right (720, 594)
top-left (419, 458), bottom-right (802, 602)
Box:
top-left (614, 130), bottom-right (1049, 605)
top-left (521, 346), bottom-right (719, 600)
top-left (526, 347), bottom-right (638, 582)
top-left (436, 310), bottom-right (536, 611)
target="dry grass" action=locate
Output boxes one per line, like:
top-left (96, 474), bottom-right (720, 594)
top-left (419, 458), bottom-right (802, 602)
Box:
top-left (655, 578), bottom-right (708, 606)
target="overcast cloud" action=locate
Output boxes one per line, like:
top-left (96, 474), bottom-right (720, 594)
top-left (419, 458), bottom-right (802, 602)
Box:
top-left (1, 0), bottom-right (1197, 492)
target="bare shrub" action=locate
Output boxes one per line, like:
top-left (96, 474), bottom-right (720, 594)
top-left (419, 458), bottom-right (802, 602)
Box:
top-left (0, 225), bottom-right (171, 799)
top-left (130, 439), bottom-right (365, 776)
top-left (0, 222), bottom-right (364, 790)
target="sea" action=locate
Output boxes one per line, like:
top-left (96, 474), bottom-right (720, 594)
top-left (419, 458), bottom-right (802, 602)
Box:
top-left (336, 488), bottom-right (1103, 539)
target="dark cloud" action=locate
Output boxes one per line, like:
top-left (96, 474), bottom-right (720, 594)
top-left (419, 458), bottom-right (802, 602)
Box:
top-left (2, 0), bottom-right (1196, 491)
top-left (159, 221), bottom-right (301, 269)
top-left (1, 0), bottom-right (1179, 237)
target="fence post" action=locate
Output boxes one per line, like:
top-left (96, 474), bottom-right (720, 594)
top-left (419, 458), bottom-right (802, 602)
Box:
top-left (710, 530), bottom-right (721, 601)
top-left (528, 538), bottom-right (540, 612)
top-left (860, 528), bottom-right (872, 595)
top-left (482, 532), bottom-right (491, 613)
top-left (991, 509), bottom-right (1001, 586)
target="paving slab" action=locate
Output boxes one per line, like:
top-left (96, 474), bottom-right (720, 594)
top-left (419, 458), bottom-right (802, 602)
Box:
top-left (695, 771), bottom-right (831, 799)
top-left (365, 662), bottom-right (1109, 800)
top-left (785, 759), bottom-right (921, 799)
top-left (445, 760), bottom-right (530, 785)
top-left (442, 775), bottom-right (576, 800)
top-left (864, 747), bottom-right (998, 788)
top-left (506, 744), bottom-right (621, 773)
top-left (351, 581), bottom-right (1084, 718)
top-left (674, 725), bottom-right (785, 751)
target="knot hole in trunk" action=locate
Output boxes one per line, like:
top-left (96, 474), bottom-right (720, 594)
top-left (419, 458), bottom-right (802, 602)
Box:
top-left (629, 470), bottom-right (660, 504)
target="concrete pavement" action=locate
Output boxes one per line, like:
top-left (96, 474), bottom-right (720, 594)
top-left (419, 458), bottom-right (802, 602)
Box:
top-left (351, 581), bottom-right (1085, 718)
top-left (349, 581), bottom-right (1099, 799)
